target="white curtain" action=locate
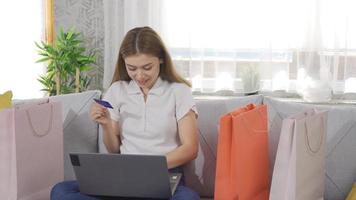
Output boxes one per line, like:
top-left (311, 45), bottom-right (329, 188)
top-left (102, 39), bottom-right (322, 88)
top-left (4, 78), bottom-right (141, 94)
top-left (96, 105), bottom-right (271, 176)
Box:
top-left (103, 0), bottom-right (356, 99)
top-left (0, 1), bottom-right (45, 99)
top-left (103, 0), bottom-right (162, 89)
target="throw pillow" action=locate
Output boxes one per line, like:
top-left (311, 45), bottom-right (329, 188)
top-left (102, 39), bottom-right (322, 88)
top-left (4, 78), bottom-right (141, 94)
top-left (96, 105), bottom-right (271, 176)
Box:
top-left (0, 90), bottom-right (12, 111)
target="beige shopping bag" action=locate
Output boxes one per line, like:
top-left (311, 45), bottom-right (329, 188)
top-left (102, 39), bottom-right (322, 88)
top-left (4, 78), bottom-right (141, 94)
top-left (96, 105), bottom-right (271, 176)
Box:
top-left (270, 109), bottom-right (327, 200)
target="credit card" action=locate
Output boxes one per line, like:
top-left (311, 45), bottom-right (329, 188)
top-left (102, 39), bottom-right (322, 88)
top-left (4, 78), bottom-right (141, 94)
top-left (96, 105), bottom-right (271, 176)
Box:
top-left (93, 98), bottom-right (113, 109)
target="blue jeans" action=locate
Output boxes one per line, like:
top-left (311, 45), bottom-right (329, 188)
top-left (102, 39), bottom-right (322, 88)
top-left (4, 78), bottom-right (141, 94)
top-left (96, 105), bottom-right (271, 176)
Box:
top-left (51, 181), bottom-right (199, 200)
top-left (50, 168), bottom-right (200, 200)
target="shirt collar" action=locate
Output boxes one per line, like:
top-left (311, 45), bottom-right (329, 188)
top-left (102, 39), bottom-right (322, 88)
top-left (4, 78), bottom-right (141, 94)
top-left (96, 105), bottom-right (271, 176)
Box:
top-left (127, 77), bottom-right (165, 96)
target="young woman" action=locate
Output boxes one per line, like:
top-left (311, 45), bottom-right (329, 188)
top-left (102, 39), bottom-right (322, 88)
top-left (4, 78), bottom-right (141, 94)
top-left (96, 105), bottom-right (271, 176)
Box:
top-left (51, 27), bottom-right (200, 200)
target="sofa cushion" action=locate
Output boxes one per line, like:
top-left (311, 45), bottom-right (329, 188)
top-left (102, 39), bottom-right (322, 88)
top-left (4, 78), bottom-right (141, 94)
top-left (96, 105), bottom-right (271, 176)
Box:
top-left (263, 96), bottom-right (356, 200)
top-left (50, 90), bottom-right (101, 180)
top-left (184, 95), bottom-right (264, 198)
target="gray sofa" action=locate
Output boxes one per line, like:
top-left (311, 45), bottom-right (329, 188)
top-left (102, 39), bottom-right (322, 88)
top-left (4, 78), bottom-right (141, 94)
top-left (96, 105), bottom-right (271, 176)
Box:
top-left (53, 90), bottom-right (356, 200)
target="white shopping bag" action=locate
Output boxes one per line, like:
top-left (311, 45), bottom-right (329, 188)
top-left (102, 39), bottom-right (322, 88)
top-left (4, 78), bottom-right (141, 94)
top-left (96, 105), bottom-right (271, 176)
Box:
top-left (270, 109), bottom-right (327, 200)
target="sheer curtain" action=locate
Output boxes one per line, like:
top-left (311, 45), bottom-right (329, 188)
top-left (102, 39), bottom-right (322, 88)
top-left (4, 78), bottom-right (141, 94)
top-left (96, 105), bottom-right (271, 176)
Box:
top-left (0, 1), bottom-right (45, 99)
top-left (103, 0), bottom-right (356, 99)
top-left (103, 0), bottom-right (162, 89)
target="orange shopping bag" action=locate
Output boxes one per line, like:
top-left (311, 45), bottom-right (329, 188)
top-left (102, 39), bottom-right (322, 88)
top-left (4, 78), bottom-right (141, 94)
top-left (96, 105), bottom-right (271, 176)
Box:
top-left (215, 104), bottom-right (269, 200)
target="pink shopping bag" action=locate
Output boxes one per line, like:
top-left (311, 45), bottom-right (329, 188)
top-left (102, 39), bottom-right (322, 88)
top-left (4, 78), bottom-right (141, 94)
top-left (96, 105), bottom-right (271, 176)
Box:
top-left (269, 109), bottom-right (327, 200)
top-left (0, 100), bottom-right (64, 200)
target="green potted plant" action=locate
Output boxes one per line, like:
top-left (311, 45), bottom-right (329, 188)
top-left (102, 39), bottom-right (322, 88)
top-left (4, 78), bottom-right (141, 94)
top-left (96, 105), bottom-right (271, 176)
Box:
top-left (35, 27), bottom-right (96, 96)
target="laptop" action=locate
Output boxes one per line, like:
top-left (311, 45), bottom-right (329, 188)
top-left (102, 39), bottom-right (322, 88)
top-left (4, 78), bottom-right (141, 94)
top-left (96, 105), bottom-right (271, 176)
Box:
top-left (69, 153), bottom-right (182, 199)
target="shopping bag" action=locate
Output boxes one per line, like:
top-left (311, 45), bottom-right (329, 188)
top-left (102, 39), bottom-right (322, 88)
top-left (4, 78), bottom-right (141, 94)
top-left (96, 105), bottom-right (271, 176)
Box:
top-left (0, 100), bottom-right (64, 200)
top-left (269, 109), bottom-right (327, 200)
top-left (215, 104), bottom-right (269, 200)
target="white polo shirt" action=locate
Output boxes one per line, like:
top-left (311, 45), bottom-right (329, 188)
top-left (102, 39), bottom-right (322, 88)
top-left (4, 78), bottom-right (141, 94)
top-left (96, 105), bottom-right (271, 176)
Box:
top-left (103, 77), bottom-right (197, 155)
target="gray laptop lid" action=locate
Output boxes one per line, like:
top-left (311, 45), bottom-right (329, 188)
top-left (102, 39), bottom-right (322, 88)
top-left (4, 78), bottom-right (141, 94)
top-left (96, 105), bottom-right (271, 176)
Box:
top-left (70, 153), bottom-right (181, 199)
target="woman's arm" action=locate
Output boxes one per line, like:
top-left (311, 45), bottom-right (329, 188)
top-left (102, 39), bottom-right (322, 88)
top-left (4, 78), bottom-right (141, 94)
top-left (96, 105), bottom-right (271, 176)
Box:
top-left (166, 110), bottom-right (199, 169)
top-left (90, 103), bottom-right (121, 153)
top-left (102, 120), bottom-right (121, 153)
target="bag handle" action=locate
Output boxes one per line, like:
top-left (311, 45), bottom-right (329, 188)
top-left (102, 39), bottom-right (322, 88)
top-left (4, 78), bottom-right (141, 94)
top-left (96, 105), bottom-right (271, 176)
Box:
top-left (239, 105), bottom-right (267, 135)
top-left (26, 104), bottom-right (53, 137)
top-left (304, 113), bottom-right (325, 154)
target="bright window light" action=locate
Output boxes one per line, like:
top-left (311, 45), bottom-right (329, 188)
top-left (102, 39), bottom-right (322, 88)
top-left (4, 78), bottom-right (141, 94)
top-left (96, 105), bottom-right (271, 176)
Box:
top-left (0, 1), bottom-right (44, 99)
top-left (192, 75), bottom-right (203, 92)
top-left (272, 71), bottom-right (288, 91)
top-left (345, 78), bottom-right (356, 93)
top-left (162, 0), bottom-right (356, 50)
top-left (215, 72), bottom-right (234, 91)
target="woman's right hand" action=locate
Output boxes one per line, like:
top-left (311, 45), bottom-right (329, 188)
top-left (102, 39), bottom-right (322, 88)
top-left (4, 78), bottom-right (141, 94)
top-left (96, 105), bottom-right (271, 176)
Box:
top-left (90, 102), bottom-right (111, 125)
top-left (91, 102), bottom-right (121, 153)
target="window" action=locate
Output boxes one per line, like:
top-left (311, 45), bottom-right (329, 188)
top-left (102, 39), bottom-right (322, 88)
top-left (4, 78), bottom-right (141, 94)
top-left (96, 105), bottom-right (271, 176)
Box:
top-left (0, 1), bottom-right (46, 99)
top-left (160, 0), bottom-right (356, 97)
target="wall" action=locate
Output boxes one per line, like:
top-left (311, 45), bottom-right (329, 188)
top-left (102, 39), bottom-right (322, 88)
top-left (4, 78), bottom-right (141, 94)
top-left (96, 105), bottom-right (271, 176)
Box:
top-left (54, 0), bottom-right (105, 90)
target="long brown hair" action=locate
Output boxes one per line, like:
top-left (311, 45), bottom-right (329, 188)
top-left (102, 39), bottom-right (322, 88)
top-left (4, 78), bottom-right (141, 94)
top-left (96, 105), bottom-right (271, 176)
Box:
top-left (111, 26), bottom-right (191, 87)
